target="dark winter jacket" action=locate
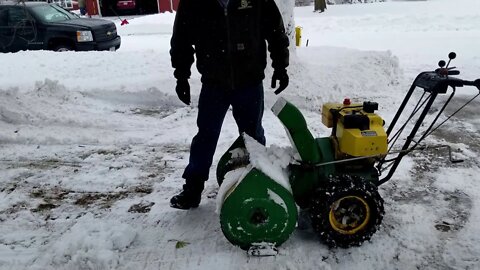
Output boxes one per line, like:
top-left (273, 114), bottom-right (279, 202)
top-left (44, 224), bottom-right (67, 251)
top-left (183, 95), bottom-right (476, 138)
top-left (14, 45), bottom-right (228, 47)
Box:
top-left (170, 0), bottom-right (290, 90)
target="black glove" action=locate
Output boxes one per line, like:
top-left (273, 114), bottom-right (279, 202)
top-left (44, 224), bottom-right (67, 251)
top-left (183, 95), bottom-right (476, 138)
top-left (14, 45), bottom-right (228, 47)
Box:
top-left (175, 79), bottom-right (190, 105)
top-left (271, 69), bottom-right (289, 95)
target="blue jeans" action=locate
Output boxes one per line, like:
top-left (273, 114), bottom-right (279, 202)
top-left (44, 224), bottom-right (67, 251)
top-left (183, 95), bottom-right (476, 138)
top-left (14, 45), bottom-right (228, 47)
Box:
top-left (182, 83), bottom-right (266, 185)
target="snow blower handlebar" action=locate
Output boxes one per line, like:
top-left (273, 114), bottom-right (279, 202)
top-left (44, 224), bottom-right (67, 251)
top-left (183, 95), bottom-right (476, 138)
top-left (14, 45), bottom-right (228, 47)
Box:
top-left (413, 51), bottom-right (479, 93)
top-left (412, 71), bottom-right (479, 94)
top-left (377, 52), bottom-right (480, 185)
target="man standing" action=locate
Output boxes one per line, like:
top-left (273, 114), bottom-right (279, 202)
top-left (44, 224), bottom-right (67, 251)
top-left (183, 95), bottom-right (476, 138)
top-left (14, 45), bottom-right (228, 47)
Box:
top-left (314, 0), bottom-right (327, 13)
top-left (78, 0), bottom-right (87, 15)
top-left (169, 0), bottom-right (290, 209)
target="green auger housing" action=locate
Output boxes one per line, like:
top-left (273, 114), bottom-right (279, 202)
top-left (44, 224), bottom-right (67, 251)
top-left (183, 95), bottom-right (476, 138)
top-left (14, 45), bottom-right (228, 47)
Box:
top-left (216, 135), bottom-right (297, 249)
top-left (217, 97), bottom-right (385, 249)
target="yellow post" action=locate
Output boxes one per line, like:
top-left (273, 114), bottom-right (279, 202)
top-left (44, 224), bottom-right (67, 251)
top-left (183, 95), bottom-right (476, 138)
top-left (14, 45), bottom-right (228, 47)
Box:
top-left (295, 26), bottom-right (302, 47)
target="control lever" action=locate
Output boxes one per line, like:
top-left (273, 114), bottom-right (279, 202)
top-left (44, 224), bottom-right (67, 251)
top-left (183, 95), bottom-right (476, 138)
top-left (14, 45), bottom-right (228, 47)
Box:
top-left (446, 52), bottom-right (456, 68)
top-left (435, 68), bottom-right (460, 76)
top-left (436, 53), bottom-right (458, 76)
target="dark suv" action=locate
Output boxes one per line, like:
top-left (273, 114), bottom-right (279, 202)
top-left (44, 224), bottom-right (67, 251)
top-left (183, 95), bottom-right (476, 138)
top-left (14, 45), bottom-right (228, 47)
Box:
top-left (0, 1), bottom-right (121, 52)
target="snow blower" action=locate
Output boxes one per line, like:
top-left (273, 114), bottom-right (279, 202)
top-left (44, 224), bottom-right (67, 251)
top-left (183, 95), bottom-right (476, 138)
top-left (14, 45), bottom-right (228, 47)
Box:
top-left (216, 52), bottom-right (480, 252)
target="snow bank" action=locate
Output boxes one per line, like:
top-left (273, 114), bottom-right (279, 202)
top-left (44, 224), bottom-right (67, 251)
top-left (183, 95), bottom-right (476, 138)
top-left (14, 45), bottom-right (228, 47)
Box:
top-left (295, 0), bottom-right (480, 79)
top-left (0, 50), bottom-right (172, 91)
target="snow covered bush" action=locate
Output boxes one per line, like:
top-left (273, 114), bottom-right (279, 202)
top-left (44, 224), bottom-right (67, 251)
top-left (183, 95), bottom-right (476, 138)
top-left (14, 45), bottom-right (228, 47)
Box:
top-left (274, 0), bottom-right (295, 50)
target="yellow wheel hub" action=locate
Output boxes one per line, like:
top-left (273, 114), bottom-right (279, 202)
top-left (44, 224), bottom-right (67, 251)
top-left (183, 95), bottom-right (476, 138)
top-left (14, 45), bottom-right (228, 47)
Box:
top-left (328, 195), bottom-right (371, 235)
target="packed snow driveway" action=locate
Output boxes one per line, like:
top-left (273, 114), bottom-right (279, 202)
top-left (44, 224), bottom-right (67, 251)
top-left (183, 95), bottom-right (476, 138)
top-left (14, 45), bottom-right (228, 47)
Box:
top-left (1, 46), bottom-right (479, 270)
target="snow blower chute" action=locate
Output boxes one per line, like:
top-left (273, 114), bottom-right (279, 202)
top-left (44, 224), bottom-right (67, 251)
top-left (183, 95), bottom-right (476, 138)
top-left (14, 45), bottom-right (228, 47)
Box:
top-left (216, 52), bottom-right (480, 250)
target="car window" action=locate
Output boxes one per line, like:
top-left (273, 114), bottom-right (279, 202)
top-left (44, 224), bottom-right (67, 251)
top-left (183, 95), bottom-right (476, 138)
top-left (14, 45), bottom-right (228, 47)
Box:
top-left (51, 0), bottom-right (75, 10)
top-left (7, 6), bottom-right (29, 26)
top-left (30, 4), bottom-right (75, 23)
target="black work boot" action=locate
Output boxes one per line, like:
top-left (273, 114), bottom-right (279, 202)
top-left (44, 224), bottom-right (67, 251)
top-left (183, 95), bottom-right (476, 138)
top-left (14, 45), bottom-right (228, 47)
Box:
top-left (170, 181), bottom-right (204, 210)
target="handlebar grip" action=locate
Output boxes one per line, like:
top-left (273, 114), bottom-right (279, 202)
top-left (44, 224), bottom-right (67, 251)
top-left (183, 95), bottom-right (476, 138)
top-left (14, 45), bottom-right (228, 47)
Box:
top-left (463, 79), bottom-right (478, 86)
top-left (462, 79), bottom-right (480, 90)
top-left (448, 70), bottom-right (460, 75)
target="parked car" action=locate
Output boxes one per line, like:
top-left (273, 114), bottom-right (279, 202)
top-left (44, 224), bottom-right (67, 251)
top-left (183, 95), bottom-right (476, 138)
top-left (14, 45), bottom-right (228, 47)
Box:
top-left (116, 0), bottom-right (136, 13)
top-left (0, 1), bottom-right (121, 52)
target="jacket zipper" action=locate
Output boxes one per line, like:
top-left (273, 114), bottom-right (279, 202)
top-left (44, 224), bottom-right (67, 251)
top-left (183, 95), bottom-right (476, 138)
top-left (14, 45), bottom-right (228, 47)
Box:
top-left (221, 2), bottom-right (235, 91)
top-left (225, 9), bottom-right (235, 91)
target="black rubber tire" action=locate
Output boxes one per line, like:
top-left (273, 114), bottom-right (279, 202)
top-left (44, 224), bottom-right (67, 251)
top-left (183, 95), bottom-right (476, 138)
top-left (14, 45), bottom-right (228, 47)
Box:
top-left (53, 44), bottom-right (73, 52)
top-left (309, 174), bottom-right (384, 248)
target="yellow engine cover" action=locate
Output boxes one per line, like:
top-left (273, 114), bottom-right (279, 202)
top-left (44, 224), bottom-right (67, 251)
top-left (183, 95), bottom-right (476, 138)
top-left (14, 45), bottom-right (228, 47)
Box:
top-left (322, 102), bottom-right (388, 157)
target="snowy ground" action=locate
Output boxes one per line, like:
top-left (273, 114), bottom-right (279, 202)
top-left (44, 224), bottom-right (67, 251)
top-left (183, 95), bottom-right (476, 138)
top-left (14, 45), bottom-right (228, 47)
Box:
top-left (1, 0), bottom-right (480, 269)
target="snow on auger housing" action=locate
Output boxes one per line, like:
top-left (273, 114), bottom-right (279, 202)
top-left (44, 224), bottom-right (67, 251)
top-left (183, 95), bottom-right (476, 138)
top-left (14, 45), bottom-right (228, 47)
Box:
top-left (216, 52), bottom-right (480, 253)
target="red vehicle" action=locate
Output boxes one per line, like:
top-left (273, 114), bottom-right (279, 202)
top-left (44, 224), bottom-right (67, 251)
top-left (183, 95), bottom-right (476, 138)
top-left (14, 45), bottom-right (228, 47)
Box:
top-left (116, 0), bottom-right (135, 12)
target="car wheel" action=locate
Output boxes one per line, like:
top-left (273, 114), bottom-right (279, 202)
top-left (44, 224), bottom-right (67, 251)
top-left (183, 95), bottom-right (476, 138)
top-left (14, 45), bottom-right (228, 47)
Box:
top-left (54, 44), bottom-right (72, 52)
